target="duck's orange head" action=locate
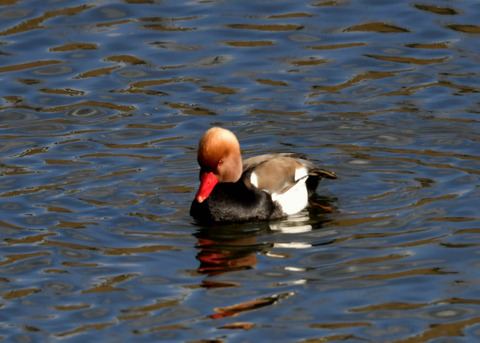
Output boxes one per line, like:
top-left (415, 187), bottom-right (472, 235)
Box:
top-left (195, 127), bottom-right (243, 203)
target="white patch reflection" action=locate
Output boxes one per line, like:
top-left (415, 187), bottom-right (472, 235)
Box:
top-left (269, 211), bottom-right (312, 235)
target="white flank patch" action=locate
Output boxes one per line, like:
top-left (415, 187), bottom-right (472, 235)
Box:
top-left (294, 166), bottom-right (308, 181)
top-left (271, 176), bottom-right (308, 215)
top-left (250, 171), bottom-right (259, 188)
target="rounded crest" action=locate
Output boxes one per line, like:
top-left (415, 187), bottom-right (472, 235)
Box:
top-left (197, 127), bottom-right (242, 183)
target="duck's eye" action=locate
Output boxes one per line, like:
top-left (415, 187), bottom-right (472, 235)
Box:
top-left (218, 160), bottom-right (223, 166)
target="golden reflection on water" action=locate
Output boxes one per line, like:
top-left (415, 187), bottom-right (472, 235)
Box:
top-left (0, 5), bottom-right (92, 36)
top-left (344, 22), bottom-right (410, 33)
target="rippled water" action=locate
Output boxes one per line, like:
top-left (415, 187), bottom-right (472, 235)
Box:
top-left (1, 0), bottom-right (480, 341)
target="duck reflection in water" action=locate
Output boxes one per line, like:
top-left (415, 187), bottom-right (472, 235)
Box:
top-left (194, 196), bottom-right (336, 282)
top-left (193, 205), bottom-right (335, 321)
top-left (195, 225), bottom-right (269, 279)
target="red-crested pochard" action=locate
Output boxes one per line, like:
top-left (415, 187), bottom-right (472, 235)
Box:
top-left (190, 127), bottom-right (337, 223)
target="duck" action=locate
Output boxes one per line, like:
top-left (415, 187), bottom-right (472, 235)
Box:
top-left (190, 127), bottom-right (337, 223)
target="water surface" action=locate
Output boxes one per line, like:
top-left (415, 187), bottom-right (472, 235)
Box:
top-left (1, 0), bottom-right (480, 342)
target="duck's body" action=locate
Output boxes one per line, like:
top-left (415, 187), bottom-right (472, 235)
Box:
top-left (190, 128), bottom-right (336, 223)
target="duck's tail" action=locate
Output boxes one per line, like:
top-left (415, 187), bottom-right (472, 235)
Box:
top-left (306, 167), bottom-right (337, 195)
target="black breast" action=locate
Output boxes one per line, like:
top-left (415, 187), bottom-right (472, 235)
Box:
top-left (190, 181), bottom-right (283, 223)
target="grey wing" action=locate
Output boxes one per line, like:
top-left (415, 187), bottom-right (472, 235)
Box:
top-left (242, 153), bottom-right (337, 195)
top-left (242, 155), bottom-right (309, 195)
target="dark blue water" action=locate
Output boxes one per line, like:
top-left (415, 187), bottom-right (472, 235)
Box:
top-left (1, 0), bottom-right (480, 341)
